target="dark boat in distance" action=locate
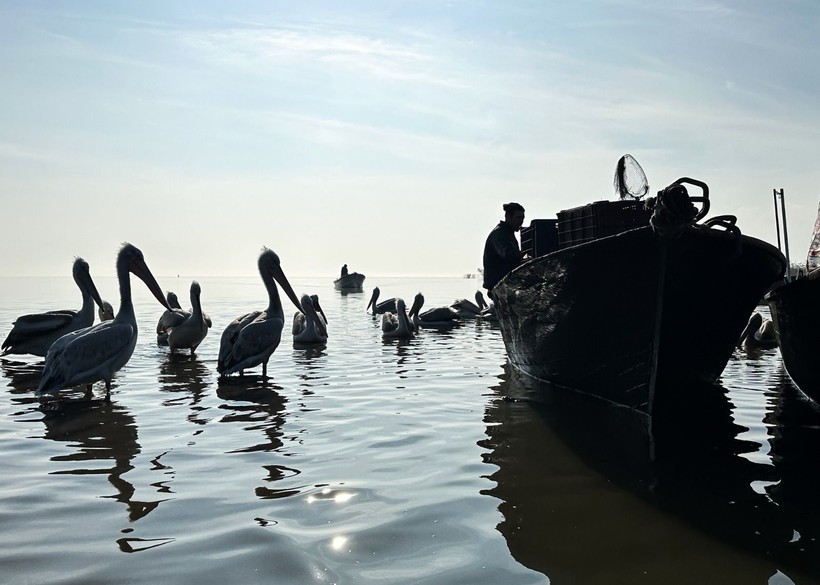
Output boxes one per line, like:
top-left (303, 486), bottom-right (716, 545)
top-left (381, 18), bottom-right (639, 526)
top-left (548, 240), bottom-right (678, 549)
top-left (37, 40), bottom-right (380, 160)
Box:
top-left (334, 271), bottom-right (366, 292)
top-left (493, 176), bottom-right (787, 422)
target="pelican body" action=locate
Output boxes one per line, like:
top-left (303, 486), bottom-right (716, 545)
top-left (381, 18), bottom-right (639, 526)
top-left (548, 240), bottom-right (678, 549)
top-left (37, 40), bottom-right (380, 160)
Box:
top-left (450, 291), bottom-right (489, 318)
top-left (408, 293), bottom-right (460, 330)
top-left (2, 257), bottom-right (105, 358)
top-left (167, 281), bottom-right (210, 355)
top-left (217, 248), bottom-right (303, 377)
top-left (367, 287), bottom-right (397, 315)
top-left (36, 243), bottom-right (171, 399)
top-left (738, 312), bottom-right (778, 350)
top-left (292, 294), bottom-right (329, 345)
top-left (157, 291), bottom-right (212, 345)
top-left (382, 298), bottom-right (414, 339)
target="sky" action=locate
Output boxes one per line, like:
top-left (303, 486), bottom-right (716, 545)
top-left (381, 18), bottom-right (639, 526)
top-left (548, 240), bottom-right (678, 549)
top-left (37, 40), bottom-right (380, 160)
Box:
top-left (1, 0), bottom-right (818, 278)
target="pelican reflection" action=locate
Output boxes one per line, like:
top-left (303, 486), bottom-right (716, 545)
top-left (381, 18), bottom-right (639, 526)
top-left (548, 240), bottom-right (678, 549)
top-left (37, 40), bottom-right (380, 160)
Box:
top-left (39, 400), bottom-right (170, 524)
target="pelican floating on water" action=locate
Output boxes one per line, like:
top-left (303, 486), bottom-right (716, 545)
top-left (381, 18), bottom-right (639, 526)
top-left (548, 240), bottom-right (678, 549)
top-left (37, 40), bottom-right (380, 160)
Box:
top-left (450, 290), bottom-right (490, 318)
top-left (382, 298), bottom-right (414, 339)
top-left (293, 294), bottom-right (328, 345)
top-left (367, 287), bottom-right (397, 315)
top-left (217, 248), bottom-right (303, 377)
top-left (35, 243), bottom-right (171, 400)
top-left (408, 293), bottom-right (460, 330)
top-left (167, 281), bottom-right (210, 355)
top-left (738, 312), bottom-right (778, 350)
top-left (2, 257), bottom-right (105, 358)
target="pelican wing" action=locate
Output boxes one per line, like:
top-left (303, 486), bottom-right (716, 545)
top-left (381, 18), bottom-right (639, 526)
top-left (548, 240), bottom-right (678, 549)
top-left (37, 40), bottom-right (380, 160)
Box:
top-left (4, 312), bottom-right (75, 343)
top-left (420, 306), bottom-right (459, 322)
top-left (37, 322), bottom-right (135, 395)
top-left (292, 312), bottom-right (306, 335)
top-left (217, 311), bottom-right (262, 371)
top-left (157, 308), bottom-right (188, 334)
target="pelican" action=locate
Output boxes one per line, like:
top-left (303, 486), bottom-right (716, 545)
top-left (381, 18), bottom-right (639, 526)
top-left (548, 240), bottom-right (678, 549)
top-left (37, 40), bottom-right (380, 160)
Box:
top-left (366, 287), bottom-right (397, 315)
top-left (157, 291), bottom-right (212, 345)
top-left (293, 294), bottom-right (328, 345)
top-left (217, 248), bottom-right (303, 377)
top-left (98, 301), bottom-right (115, 322)
top-left (35, 243), bottom-right (171, 400)
top-left (450, 290), bottom-right (490, 318)
top-left (738, 312), bottom-right (778, 350)
top-left (382, 298), bottom-right (414, 339)
top-left (167, 281), bottom-right (210, 355)
top-left (408, 292), bottom-right (460, 330)
top-left (2, 257), bottom-right (105, 358)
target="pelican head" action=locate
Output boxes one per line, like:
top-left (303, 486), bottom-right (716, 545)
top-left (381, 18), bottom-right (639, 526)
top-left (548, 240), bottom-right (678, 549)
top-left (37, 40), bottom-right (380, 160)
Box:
top-left (73, 256), bottom-right (105, 313)
top-left (366, 287), bottom-right (381, 312)
top-left (259, 247), bottom-right (302, 313)
top-left (119, 243), bottom-right (171, 311)
top-left (166, 291), bottom-right (182, 310)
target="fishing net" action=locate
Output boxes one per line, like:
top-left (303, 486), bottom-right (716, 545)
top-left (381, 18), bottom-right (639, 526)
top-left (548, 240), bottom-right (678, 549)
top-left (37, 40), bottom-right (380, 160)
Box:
top-left (613, 154), bottom-right (649, 200)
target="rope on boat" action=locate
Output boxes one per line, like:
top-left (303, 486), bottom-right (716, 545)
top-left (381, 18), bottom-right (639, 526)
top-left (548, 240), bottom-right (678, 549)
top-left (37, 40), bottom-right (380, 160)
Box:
top-left (646, 184), bottom-right (700, 238)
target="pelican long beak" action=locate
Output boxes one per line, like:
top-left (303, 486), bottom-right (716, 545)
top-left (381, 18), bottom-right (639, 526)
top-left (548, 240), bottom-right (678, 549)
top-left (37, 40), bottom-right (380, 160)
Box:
top-left (737, 313), bottom-right (761, 348)
top-left (131, 257), bottom-right (171, 310)
top-left (269, 262), bottom-right (303, 313)
top-left (408, 294), bottom-right (423, 319)
top-left (366, 288), bottom-right (379, 312)
top-left (82, 269), bottom-right (106, 311)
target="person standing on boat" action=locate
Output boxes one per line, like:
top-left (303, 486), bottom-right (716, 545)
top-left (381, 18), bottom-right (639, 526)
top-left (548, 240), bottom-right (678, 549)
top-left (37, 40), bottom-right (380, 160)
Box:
top-left (483, 202), bottom-right (527, 295)
top-left (340, 264), bottom-right (348, 277)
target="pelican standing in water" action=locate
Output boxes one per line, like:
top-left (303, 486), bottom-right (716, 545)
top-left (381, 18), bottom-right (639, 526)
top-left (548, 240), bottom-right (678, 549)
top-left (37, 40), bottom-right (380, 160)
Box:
top-left (382, 298), bottom-right (414, 339)
top-left (217, 248), bottom-right (303, 378)
top-left (738, 312), bottom-right (778, 350)
top-left (36, 243), bottom-right (171, 400)
top-left (2, 257), bottom-right (105, 358)
top-left (408, 292), bottom-right (460, 330)
top-left (366, 287), bottom-right (397, 315)
top-left (167, 281), bottom-right (210, 355)
top-left (157, 291), bottom-right (212, 345)
top-left (292, 294), bottom-right (328, 345)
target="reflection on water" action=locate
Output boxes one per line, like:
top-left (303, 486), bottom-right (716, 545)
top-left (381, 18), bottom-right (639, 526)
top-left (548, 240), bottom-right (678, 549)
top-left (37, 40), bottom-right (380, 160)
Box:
top-left (40, 400), bottom-right (171, 528)
top-left (484, 362), bottom-right (820, 583)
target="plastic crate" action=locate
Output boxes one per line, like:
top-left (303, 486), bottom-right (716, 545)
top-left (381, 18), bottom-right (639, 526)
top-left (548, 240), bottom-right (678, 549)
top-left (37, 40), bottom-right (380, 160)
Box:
top-left (557, 200), bottom-right (652, 248)
top-left (521, 219), bottom-right (559, 258)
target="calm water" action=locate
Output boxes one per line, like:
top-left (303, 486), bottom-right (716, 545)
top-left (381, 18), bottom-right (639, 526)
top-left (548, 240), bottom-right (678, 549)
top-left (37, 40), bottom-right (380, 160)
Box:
top-left (1, 275), bottom-right (820, 585)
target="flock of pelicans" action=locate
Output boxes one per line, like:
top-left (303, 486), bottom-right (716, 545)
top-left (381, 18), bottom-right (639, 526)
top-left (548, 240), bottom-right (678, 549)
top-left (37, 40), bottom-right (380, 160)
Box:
top-left (0, 243), bottom-right (497, 403)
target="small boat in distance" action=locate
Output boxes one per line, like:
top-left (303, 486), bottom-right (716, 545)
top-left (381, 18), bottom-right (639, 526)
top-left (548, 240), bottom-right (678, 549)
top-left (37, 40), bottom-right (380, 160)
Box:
top-left (334, 264), bottom-right (365, 292)
top-left (492, 162), bottom-right (786, 428)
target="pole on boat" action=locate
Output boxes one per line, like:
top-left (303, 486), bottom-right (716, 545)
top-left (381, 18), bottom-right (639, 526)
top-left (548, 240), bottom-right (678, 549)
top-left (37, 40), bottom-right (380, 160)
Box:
top-left (773, 188), bottom-right (792, 282)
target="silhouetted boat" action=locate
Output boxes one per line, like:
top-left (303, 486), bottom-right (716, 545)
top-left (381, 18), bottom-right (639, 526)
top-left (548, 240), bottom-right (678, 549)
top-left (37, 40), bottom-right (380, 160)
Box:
top-left (766, 271), bottom-right (820, 402)
top-left (493, 177), bottom-right (787, 420)
top-left (333, 272), bottom-right (365, 291)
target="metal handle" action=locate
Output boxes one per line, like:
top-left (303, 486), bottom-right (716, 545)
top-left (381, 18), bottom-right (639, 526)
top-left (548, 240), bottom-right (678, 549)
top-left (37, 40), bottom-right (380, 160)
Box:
top-left (673, 177), bottom-right (710, 221)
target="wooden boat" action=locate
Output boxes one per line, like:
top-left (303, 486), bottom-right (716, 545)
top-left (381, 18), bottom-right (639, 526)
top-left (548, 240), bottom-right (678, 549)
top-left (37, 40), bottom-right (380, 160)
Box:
top-left (492, 177), bottom-right (787, 420)
top-left (766, 271), bottom-right (820, 402)
top-left (333, 272), bottom-right (365, 291)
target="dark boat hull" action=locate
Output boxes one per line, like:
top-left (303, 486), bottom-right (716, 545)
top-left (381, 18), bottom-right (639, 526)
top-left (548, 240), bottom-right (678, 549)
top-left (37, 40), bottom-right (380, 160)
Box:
top-left (766, 274), bottom-right (820, 402)
top-left (333, 273), bottom-right (365, 291)
top-left (493, 225), bottom-right (786, 416)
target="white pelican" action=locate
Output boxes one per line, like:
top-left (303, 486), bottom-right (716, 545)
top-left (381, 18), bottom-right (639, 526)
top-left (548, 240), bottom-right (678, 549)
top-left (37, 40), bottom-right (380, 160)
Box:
top-left (98, 301), bottom-right (115, 322)
top-left (382, 298), bottom-right (414, 339)
top-left (738, 312), bottom-right (778, 350)
top-left (408, 292), bottom-right (460, 330)
top-left (292, 294), bottom-right (328, 345)
top-left (35, 243), bottom-right (171, 400)
top-left (157, 291), bottom-right (212, 345)
top-left (366, 287), bottom-right (397, 315)
top-left (167, 281), bottom-right (210, 355)
top-left (2, 257), bottom-right (105, 358)
top-left (217, 248), bottom-right (303, 377)
top-left (450, 290), bottom-right (490, 318)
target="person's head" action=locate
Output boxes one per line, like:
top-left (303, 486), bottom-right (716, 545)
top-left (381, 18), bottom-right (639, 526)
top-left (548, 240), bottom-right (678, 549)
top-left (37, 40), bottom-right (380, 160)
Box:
top-left (503, 202), bottom-right (525, 231)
